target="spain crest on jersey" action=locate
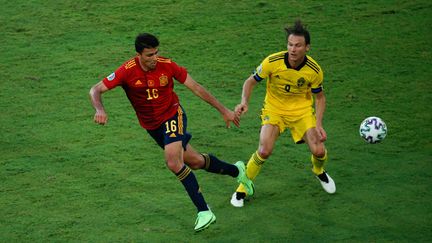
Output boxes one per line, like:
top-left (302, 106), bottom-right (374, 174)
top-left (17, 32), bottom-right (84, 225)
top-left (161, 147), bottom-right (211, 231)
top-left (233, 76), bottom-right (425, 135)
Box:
top-left (159, 75), bottom-right (168, 86)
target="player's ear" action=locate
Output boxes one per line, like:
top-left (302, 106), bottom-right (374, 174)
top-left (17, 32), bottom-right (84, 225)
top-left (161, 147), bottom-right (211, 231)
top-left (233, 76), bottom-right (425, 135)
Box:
top-left (306, 44), bottom-right (311, 52)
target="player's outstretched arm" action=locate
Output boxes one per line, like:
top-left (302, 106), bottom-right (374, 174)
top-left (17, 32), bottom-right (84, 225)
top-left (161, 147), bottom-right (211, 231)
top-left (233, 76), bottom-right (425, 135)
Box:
top-left (89, 81), bottom-right (110, 125)
top-left (183, 74), bottom-right (240, 128)
top-left (235, 75), bottom-right (258, 116)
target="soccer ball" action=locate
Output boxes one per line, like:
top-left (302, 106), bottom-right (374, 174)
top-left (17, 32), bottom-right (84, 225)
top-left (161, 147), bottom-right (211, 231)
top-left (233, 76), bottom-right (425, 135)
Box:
top-left (359, 116), bottom-right (387, 143)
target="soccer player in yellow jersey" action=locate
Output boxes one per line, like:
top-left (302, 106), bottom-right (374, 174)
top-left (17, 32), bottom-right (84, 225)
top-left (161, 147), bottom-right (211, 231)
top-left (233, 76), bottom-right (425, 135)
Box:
top-left (231, 20), bottom-right (336, 207)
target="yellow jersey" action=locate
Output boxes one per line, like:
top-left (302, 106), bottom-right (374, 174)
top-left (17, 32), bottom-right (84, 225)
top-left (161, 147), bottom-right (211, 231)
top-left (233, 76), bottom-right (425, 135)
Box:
top-left (253, 51), bottom-right (323, 118)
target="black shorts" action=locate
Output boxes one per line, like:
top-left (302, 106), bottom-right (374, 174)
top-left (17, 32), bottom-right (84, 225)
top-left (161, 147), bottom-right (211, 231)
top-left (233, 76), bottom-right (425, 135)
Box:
top-left (146, 106), bottom-right (192, 150)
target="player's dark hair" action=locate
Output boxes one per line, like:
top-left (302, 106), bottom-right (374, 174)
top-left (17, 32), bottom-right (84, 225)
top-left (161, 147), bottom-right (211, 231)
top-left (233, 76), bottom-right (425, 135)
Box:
top-left (285, 20), bottom-right (310, 45)
top-left (135, 33), bottom-right (159, 53)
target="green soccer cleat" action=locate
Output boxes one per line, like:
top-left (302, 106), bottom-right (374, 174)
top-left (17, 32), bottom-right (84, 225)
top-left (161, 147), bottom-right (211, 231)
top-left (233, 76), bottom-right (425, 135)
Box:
top-left (194, 210), bottom-right (216, 232)
top-left (234, 161), bottom-right (255, 196)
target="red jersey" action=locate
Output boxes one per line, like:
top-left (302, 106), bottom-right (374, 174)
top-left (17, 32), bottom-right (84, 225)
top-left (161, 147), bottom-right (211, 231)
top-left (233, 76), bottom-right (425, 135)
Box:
top-left (103, 56), bottom-right (188, 130)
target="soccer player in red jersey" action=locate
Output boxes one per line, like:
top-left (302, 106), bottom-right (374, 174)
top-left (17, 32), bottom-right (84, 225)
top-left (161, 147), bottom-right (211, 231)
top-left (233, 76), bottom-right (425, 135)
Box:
top-left (89, 33), bottom-right (254, 231)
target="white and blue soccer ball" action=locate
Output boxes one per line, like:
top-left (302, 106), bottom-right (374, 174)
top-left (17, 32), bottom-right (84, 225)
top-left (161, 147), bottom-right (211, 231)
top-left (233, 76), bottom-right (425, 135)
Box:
top-left (359, 116), bottom-right (387, 144)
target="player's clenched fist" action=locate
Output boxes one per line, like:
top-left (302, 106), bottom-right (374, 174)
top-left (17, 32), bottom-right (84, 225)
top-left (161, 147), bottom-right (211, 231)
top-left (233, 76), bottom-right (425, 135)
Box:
top-left (94, 110), bottom-right (108, 125)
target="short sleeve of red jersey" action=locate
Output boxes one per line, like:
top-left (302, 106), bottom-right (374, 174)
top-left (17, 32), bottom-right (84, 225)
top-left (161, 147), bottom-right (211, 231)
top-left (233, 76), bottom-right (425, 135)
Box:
top-left (170, 61), bottom-right (188, 83)
top-left (102, 65), bottom-right (127, 90)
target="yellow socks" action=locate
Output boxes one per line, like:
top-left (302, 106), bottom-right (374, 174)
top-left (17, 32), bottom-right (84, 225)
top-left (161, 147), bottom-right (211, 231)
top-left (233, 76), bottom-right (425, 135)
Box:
top-left (235, 149), bottom-right (328, 193)
top-left (311, 149), bottom-right (327, 175)
top-left (236, 151), bottom-right (266, 194)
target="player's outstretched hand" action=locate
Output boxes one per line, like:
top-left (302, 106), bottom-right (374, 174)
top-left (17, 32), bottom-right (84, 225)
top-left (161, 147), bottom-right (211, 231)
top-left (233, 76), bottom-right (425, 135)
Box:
top-left (222, 109), bottom-right (240, 128)
top-left (235, 103), bottom-right (248, 116)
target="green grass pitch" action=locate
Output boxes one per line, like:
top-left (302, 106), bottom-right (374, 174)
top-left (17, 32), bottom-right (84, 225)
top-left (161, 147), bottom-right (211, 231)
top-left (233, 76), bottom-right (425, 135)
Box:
top-left (1, 0), bottom-right (431, 242)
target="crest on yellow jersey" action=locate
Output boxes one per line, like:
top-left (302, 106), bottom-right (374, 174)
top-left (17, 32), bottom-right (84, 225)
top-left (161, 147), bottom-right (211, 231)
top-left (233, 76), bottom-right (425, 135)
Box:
top-left (297, 77), bottom-right (306, 87)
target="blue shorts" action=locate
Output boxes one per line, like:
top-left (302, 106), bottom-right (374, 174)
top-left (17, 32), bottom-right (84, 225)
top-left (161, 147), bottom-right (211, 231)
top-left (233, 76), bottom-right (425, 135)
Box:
top-left (146, 106), bottom-right (192, 150)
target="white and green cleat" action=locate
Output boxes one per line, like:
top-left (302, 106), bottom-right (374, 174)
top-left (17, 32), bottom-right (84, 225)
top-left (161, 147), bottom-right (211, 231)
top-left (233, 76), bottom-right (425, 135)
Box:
top-left (194, 210), bottom-right (216, 232)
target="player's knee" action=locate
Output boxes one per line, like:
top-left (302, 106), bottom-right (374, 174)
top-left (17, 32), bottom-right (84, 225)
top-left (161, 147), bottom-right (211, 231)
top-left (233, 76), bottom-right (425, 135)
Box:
top-left (312, 146), bottom-right (326, 158)
top-left (187, 158), bottom-right (203, 170)
top-left (258, 148), bottom-right (272, 159)
top-left (165, 159), bottom-right (182, 173)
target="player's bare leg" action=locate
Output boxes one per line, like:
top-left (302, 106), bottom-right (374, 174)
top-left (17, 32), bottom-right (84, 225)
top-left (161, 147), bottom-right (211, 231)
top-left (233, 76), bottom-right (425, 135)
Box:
top-left (183, 144), bottom-right (254, 195)
top-left (182, 144), bottom-right (205, 170)
top-left (231, 124), bottom-right (279, 207)
top-left (304, 128), bottom-right (336, 194)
